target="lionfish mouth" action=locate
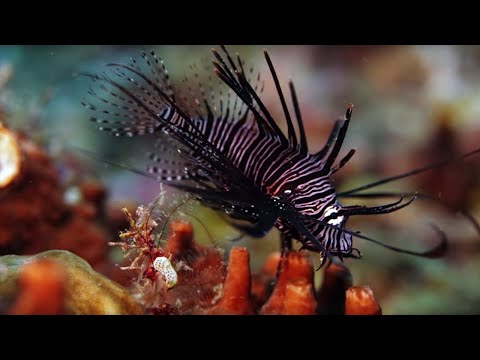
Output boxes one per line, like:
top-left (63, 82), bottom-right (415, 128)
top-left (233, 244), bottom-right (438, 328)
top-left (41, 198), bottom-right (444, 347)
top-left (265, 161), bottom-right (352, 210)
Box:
top-left (80, 45), bottom-right (480, 268)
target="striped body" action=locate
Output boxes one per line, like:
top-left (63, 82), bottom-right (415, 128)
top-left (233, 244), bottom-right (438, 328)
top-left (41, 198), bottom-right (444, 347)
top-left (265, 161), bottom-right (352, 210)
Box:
top-left (155, 108), bottom-right (353, 256)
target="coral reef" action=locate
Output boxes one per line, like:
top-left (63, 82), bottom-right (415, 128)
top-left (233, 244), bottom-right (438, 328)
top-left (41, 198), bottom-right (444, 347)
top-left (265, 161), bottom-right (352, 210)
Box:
top-left (0, 209), bottom-right (382, 315)
top-left (110, 206), bottom-right (380, 315)
top-left (249, 251), bottom-right (377, 315)
top-left (0, 121), bottom-right (382, 315)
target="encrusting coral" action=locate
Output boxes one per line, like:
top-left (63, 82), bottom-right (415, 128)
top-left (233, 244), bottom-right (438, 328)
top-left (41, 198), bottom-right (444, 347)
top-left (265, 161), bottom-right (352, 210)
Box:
top-left (0, 250), bottom-right (143, 314)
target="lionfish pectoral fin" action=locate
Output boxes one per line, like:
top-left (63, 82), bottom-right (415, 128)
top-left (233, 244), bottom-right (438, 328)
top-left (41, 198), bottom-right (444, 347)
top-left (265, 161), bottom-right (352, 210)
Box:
top-left (227, 213), bottom-right (278, 238)
top-left (338, 191), bottom-right (424, 199)
top-left (460, 210), bottom-right (480, 237)
top-left (70, 145), bottom-right (160, 182)
top-left (299, 212), bottom-right (449, 259)
top-left (350, 248), bottom-right (362, 259)
top-left (229, 233), bottom-right (246, 243)
top-left (337, 193), bottom-right (480, 238)
top-left (424, 223), bottom-right (449, 258)
top-left (280, 232), bottom-right (293, 252)
top-left (339, 146), bottom-right (480, 196)
top-left (342, 194), bottom-right (417, 216)
top-left (316, 251), bottom-right (330, 271)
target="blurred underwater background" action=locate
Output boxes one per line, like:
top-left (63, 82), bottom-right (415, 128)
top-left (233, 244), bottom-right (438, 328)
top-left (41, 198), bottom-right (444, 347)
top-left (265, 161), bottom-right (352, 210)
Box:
top-left (1, 45), bottom-right (480, 314)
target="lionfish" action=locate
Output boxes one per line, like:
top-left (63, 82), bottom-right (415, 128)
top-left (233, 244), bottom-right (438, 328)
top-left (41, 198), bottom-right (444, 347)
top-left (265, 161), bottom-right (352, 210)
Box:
top-left (81, 46), bottom-right (480, 268)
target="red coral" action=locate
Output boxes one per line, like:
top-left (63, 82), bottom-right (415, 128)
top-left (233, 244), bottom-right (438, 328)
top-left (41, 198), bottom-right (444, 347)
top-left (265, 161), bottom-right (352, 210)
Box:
top-left (49, 216), bottom-right (107, 268)
top-left (0, 126), bottom-right (115, 276)
top-left (0, 123), bottom-right (21, 189)
top-left (115, 210), bottom-right (227, 314)
top-left (157, 220), bottom-right (226, 313)
top-left (80, 180), bottom-right (107, 208)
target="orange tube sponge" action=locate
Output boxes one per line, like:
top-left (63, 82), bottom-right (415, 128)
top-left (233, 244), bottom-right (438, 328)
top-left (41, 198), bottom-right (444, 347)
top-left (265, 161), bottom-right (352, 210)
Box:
top-left (260, 251), bottom-right (317, 315)
top-left (317, 262), bottom-right (353, 314)
top-left (206, 247), bottom-right (254, 315)
top-left (8, 259), bottom-right (66, 315)
top-left (345, 286), bottom-right (382, 315)
top-left (251, 252), bottom-right (281, 309)
top-left (166, 221), bottom-right (197, 258)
